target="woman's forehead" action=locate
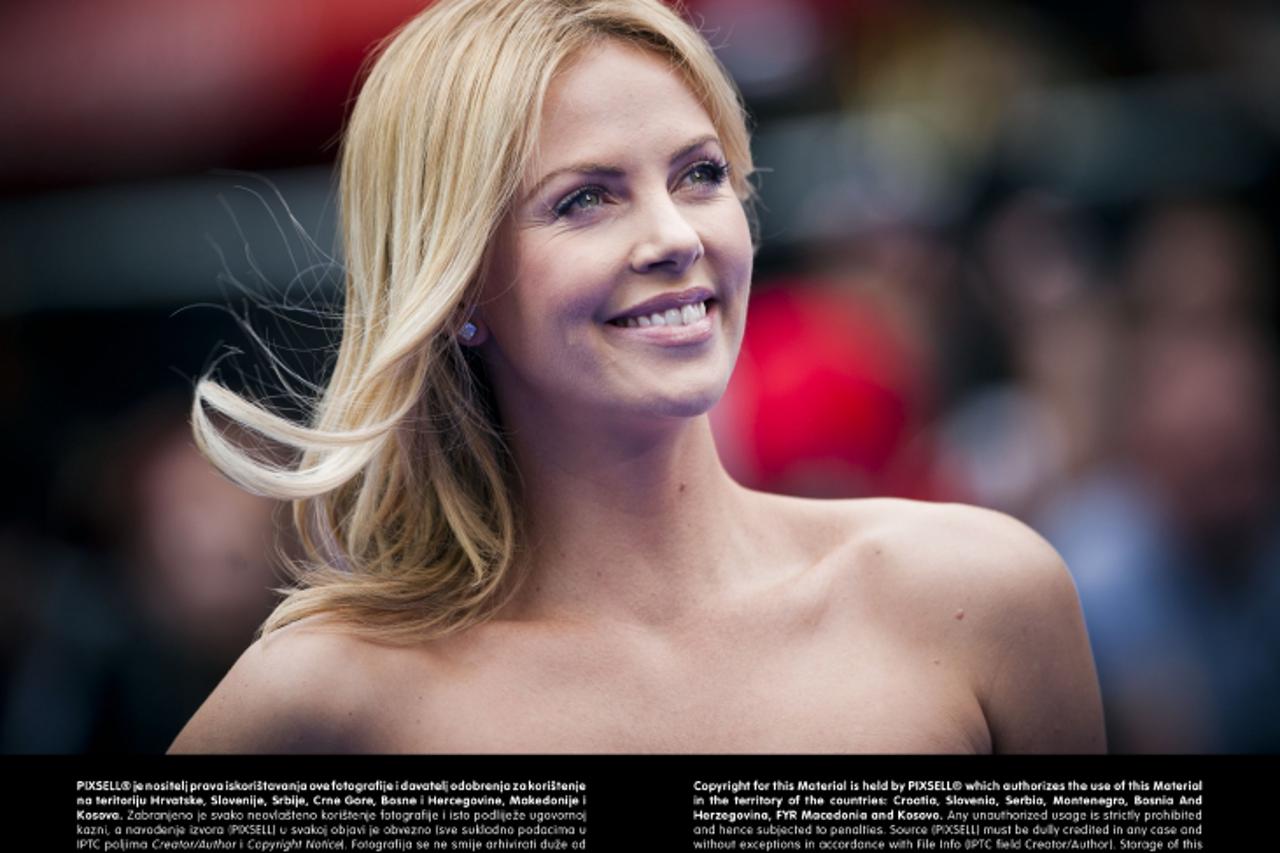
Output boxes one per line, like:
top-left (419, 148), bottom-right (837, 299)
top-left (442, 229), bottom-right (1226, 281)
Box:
top-left (523, 41), bottom-right (718, 182)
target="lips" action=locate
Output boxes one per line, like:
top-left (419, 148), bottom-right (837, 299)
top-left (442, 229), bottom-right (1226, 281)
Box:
top-left (606, 287), bottom-right (716, 327)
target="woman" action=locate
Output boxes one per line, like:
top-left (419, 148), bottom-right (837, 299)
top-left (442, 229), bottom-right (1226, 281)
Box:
top-left (171, 0), bottom-right (1104, 753)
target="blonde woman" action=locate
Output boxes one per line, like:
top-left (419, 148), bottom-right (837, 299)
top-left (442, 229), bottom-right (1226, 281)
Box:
top-left (171, 0), bottom-right (1104, 754)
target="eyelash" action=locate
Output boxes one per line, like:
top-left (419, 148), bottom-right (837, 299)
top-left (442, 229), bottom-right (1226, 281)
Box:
top-left (551, 159), bottom-right (731, 220)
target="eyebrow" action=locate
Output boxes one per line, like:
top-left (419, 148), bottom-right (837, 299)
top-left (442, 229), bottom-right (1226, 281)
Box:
top-left (522, 134), bottom-right (723, 202)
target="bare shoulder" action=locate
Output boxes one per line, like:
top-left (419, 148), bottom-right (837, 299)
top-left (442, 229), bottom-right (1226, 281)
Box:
top-left (763, 494), bottom-right (1069, 597)
top-left (168, 620), bottom-right (389, 754)
top-left (871, 499), bottom-right (1104, 753)
top-left (856, 500), bottom-right (1085, 648)
top-left (762, 494), bottom-right (1106, 753)
top-left (865, 498), bottom-right (1075, 600)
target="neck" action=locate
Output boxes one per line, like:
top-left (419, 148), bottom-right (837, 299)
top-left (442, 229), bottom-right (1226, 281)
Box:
top-left (500, 409), bottom-right (757, 626)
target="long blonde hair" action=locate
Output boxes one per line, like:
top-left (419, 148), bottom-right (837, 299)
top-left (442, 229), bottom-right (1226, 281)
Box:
top-left (194, 0), bottom-right (755, 643)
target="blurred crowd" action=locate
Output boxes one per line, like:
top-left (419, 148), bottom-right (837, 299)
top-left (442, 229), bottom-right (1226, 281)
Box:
top-left (2, 0), bottom-right (1278, 753)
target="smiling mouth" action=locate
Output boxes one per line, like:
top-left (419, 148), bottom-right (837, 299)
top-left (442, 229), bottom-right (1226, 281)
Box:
top-left (609, 299), bottom-right (712, 328)
top-left (606, 297), bottom-right (711, 326)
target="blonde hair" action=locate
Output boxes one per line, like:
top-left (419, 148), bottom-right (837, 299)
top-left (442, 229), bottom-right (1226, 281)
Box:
top-left (193, 0), bottom-right (755, 643)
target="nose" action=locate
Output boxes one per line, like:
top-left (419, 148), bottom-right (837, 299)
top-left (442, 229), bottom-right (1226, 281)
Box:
top-left (628, 193), bottom-right (704, 276)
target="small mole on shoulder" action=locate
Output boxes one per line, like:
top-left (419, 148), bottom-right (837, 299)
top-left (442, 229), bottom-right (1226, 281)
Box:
top-left (954, 609), bottom-right (965, 620)
top-left (678, 482), bottom-right (686, 493)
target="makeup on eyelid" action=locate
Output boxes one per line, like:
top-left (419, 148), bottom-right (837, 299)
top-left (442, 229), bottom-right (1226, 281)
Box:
top-left (544, 155), bottom-right (731, 221)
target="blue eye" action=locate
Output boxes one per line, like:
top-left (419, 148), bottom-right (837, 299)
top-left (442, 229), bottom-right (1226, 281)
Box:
top-left (553, 187), bottom-right (606, 219)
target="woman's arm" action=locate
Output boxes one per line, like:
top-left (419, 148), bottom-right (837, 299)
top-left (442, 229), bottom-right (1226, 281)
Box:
top-left (964, 512), bottom-right (1107, 754)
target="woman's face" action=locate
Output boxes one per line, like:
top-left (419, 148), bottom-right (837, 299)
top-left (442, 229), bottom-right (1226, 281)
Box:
top-left (478, 40), bottom-right (753, 427)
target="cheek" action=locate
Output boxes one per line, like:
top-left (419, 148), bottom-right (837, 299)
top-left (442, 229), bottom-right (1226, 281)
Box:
top-left (484, 236), bottom-right (610, 356)
top-left (515, 231), bottom-right (623, 319)
top-left (707, 202), bottom-right (754, 294)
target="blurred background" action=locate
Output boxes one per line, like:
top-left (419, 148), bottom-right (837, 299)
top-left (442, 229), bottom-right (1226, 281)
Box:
top-left (2, 0), bottom-right (1277, 753)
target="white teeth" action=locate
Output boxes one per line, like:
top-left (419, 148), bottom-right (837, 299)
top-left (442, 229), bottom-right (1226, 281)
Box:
top-left (617, 300), bottom-right (710, 328)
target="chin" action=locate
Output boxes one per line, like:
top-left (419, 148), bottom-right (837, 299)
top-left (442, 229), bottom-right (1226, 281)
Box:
top-left (641, 376), bottom-right (731, 420)
top-left (644, 350), bottom-right (740, 419)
